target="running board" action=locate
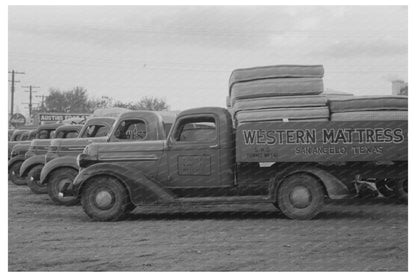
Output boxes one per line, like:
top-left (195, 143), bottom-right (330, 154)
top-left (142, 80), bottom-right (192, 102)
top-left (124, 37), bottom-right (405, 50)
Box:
top-left (172, 195), bottom-right (271, 205)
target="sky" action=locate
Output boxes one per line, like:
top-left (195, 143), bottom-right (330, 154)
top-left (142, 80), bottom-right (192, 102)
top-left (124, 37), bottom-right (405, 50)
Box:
top-left (8, 5), bottom-right (408, 115)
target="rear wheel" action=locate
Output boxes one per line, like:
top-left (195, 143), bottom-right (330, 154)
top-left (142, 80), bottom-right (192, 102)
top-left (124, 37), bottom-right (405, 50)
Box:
top-left (27, 165), bottom-right (46, 194)
top-left (375, 178), bottom-right (396, 198)
top-left (81, 176), bottom-right (131, 221)
top-left (275, 173), bottom-right (325, 220)
top-left (47, 168), bottom-right (79, 206)
top-left (9, 161), bottom-right (26, 186)
top-left (395, 179), bottom-right (408, 203)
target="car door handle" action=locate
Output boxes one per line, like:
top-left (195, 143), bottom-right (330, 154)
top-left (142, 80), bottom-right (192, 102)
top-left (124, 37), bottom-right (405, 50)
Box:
top-left (209, 144), bottom-right (219, 149)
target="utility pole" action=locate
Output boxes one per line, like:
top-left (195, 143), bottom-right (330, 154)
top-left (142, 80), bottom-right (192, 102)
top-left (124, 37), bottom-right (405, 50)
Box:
top-left (36, 94), bottom-right (47, 111)
top-left (22, 85), bottom-right (40, 118)
top-left (8, 70), bottom-right (25, 117)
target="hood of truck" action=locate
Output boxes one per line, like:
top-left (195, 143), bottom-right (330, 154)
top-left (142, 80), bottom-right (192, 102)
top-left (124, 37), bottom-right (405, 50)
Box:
top-left (87, 140), bottom-right (166, 162)
top-left (50, 137), bottom-right (108, 154)
top-left (29, 139), bottom-right (53, 154)
top-left (12, 143), bottom-right (31, 155)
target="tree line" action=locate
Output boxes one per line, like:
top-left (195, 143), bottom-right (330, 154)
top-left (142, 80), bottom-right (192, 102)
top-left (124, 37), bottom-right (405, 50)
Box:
top-left (34, 86), bottom-right (169, 114)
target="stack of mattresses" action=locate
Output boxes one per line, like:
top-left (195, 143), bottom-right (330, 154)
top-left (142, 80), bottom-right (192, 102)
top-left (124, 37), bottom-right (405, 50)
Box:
top-left (229, 65), bottom-right (329, 123)
top-left (329, 95), bottom-right (408, 121)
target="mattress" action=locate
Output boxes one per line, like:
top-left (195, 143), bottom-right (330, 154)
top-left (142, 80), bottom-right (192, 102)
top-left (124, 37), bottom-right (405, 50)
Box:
top-left (321, 93), bottom-right (354, 100)
top-left (231, 78), bottom-right (324, 103)
top-left (233, 95), bottom-right (328, 112)
top-left (235, 106), bottom-right (330, 123)
top-left (229, 65), bottom-right (324, 90)
top-left (329, 96), bottom-right (408, 113)
top-left (331, 111), bottom-right (408, 121)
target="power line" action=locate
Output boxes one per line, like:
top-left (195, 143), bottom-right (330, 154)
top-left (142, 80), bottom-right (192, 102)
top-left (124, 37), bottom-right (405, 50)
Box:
top-left (22, 85), bottom-right (40, 119)
top-left (8, 70), bottom-right (25, 117)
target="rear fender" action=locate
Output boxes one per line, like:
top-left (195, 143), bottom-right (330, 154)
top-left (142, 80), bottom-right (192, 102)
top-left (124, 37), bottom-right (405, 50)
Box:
top-left (271, 166), bottom-right (351, 200)
top-left (73, 163), bottom-right (175, 205)
top-left (8, 155), bottom-right (25, 170)
top-left (20, 155), bottom-right (45, 177)
top-left (40, 156), bottom-right (78, 185)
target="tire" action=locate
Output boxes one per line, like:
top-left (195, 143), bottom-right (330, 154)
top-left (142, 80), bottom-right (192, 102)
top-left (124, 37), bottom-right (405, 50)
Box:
top-left (81, 176), bottom-right (131, 221)
top-left (47, 168), bottom-right (80, 206)
top-left (9, 161), bottom-right (26, 186)
top-left (26, 165), bottom-right (46, 194)
top-left (395, 179), bottom-right (408, 203)
top-left (375, 178), bottom-right (396, 198)
top-left (275, 173), bottom-right (325, 220)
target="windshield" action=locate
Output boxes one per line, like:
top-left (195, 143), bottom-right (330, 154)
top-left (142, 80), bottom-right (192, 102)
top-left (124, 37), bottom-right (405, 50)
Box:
top-left (37, 129), bottom-right (52, 139)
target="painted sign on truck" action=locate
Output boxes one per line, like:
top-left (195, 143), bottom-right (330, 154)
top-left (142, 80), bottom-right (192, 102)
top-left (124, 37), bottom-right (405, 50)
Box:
top-left (237, 121), bottom-right (407, 162)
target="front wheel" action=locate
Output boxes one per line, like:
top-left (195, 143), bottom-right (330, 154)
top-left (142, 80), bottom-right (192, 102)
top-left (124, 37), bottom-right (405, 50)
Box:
top-left (27, 165), bottom-right (46, 194)
top-left (81, 176), bottom-right (131, 221)
top-left (9, 161), bottom-right (26, 186)
top-left (275, 173), bottom-right (325, 220)
top-left (47, 168), bottom-right (80, 206)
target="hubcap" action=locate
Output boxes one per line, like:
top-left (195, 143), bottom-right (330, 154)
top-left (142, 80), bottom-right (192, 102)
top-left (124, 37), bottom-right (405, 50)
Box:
top-left (94, 190), bottom-right (114, 210)
top-left (289, 186), bottom-right (312, 209)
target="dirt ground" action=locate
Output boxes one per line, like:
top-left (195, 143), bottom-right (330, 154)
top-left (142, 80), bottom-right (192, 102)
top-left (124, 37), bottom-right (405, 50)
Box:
top-left (8, 182), bottom-right (407, 271)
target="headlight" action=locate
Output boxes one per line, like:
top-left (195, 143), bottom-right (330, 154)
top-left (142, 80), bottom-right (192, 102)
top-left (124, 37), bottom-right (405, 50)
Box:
top-left (25, 151), bottom-right (35, 160)
top-left (45, 152), bottom-right (58, 163)
top-left (76, 153), bottom-right (96, 168)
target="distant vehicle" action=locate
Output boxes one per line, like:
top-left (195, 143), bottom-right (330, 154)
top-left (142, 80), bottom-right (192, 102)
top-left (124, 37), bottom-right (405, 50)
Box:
top-left (17, 124), bottom-right (84, 193)
top-left (20, 118), bottom-right (115, 194)
top-left (8, 123), bottom-right (64, 185)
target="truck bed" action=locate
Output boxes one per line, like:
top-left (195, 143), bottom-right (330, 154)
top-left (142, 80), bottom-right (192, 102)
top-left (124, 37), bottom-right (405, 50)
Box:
top-left (236, 121), bottom-right (407, 163)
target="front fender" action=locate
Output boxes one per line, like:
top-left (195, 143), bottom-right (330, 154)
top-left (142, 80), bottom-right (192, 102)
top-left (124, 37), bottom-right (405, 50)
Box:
top-left (271, 166), bottom-right (351, 200)
top-left (40, 156), bottom-right (78, 185)
top-left (8, 155), bottom-right (25, 170)
top-left (73, 163), bottom-right (175, 205)
top-left (20, 155), bottom-right (45, 177)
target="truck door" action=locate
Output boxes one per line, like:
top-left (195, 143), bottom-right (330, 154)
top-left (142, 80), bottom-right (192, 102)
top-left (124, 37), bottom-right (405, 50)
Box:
top-left (167, 114), bottom-right (221, 187)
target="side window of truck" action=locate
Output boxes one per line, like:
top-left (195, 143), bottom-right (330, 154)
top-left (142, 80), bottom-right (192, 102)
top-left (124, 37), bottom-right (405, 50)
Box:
top-left (82, 125), bottom-right (110, 138)
top-left (115, 119), bottom-right (147, 140)
top-left (174, 117), bottom-right (217, 143)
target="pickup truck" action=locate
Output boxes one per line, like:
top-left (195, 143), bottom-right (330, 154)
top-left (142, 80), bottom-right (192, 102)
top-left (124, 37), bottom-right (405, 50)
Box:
top-left (19, 118), bottom-right (114, 194)
top-left (40, 110), bottom-right (177, 206)
top-left (8, 124), bottom-right (64, 185)
top-left (72, 107), bottom-right (407, 221)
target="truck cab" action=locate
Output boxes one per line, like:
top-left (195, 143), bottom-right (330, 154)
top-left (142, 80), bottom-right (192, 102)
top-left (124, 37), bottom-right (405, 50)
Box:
top-left (40, 110), bottom-right (177, 206)
top-left (72, 107), bottom-right (407, 221)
